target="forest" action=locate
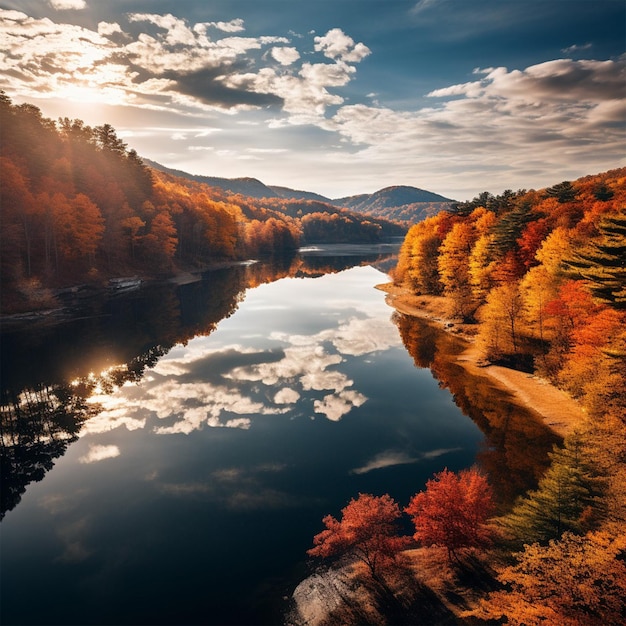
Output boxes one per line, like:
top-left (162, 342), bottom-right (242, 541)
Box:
top-left (0, 91), bottom-right (404, 314)
top-left (304, 169), bottom-right (626, 625)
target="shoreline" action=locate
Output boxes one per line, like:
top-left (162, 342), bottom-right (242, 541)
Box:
top-left (376, 282), bottom-right (585, 439)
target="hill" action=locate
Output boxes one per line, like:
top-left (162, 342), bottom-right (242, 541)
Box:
top-left (145, 159), bottom-right (449, 223)
top-left (0, 93), bottom-right (407, 313)
top-left (143, 159), bottom-right (279, 198)
top-left (334, 185), bottom-right (453, 224)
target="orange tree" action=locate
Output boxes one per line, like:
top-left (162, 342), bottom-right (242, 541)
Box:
top-left (308, 493), bottom-right (411, 582)
top-left (405, 467), bottom-right (495, 562)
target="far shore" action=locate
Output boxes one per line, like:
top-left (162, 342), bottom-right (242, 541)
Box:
top-left (376, 282), bottom-right (586, 439)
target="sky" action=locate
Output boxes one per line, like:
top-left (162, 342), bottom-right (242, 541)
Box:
top-left (0, 1), bottom-right (624, 200)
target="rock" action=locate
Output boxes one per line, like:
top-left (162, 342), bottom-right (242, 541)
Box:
top-left (289, 568), bottom-right (354, 626)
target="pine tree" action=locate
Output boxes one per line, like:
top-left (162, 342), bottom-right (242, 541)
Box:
top-left (563, 208), bottom-right (626, 308)
top-left (502, 431), bottom-right (607, 545)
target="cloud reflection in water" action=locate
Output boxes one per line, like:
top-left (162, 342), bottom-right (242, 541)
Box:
top-left (80, 268), bottom-right (402, 438)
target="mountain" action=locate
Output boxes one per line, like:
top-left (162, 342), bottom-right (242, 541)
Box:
top-left (145, 160), bottom-right (449, 223)
top-left (143, 159), bottom-right (278, 198)
top-left (269, 185), bottom-right (332, 203)
top-left (333, 186), bottom-right (453, 224)
top-left (335, 185), bottom-right (451, 208)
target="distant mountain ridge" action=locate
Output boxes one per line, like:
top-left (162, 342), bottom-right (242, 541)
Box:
top-left (335, 185), bottom-right (451, 209)
top-left (144, 159), bottom-right (452, 223)
top-left (334, 185), bottom-right (453, 224)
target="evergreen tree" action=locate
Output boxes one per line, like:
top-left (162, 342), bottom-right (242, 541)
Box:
top-left (544, 180), bottom-right (577, 203)
top-left (502, 431), bottom-right (607, 545)
top-left (563, 208), bottom-right (626, 308)
top-left (487, 200), bottom-right (534, 258)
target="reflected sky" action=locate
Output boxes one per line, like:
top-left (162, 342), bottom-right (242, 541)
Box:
top-left (1, 265), bottom-right (484, 626)
top-left (83, 267), bottom-right (403, 438)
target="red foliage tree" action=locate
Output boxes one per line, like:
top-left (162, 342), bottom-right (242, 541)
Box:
top-left (405, 467), bottom-right (494, 562)
top-left (308, 493), bottom-right (411, 580)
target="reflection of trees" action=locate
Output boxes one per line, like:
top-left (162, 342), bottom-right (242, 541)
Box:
top-left (0, 384), bottom-right (95, 519)
top-left (393, 313), bottom-right (560, 508)
top-left (1, 250), bottom-right (397, 519)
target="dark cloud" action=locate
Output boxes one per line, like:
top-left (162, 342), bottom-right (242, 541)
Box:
top-left (166, 66), bottom-right (284, 109)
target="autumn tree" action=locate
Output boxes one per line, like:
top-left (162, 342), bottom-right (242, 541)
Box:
top-left (396, 214), bottom-right (454, 294)
top-left (477, 281), bottom-right (525, 361)
top-left (405, 467), bottom-right (495, 562)
top-left (468, 232), bottom-right (498, 300)
top-left (478, 531), bottom-right (626, 626)
top-left (438, 220), bottom-right (477, 319)
top-left (308, 493), bottom-right (411, 582)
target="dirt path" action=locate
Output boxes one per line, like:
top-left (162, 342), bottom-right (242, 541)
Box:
top-left (377, 283), bottom-right (586, 438)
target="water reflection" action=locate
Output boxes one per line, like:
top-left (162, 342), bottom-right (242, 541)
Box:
top-left (0, 247), bottom-right (560, 626)
top-left (393, 312), bottom-right (560, 506)
top-left (0, 249), bottom-right (397, 520)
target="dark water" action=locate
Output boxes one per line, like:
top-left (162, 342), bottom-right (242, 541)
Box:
top-left (0, 247), bottom-right (558, 625)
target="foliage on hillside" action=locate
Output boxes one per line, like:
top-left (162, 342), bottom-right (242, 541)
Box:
top-left (394, 168), bottom-right (626, 415)
top-left (0, 92), bottom-right (404, 313)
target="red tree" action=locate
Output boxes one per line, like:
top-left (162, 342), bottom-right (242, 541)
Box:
top-left (405, 467), bottom-right (494, 561)
top-left (308, 493), bottom-right (411, 580)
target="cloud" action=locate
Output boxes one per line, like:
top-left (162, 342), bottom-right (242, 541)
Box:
top-left (332, 317), bottom-right (400, 356)
top-left (0, 8), bottom-right (374, 139)
top-left (314, 389), bottom-right (366, 421)
top-left (421, 447), bottom-right (462, 459)
top-left (271, 46), bottom-right (300, 66)
top-left (78, 444), bottom-right (121, 464)
top-left (0, 10), bottom-right (364, 118)
top-left (159, 463), bottom-right (314, 511)
top-left (410, 0), bottom-right (442, 16)
top-left (274, 387), bottom-right (300, 404)
top-left (97, 21), bottom-right (123, 36)
top-left (196, 19), bottom-right (245, 34)
top-left (48, 0), bottom-right (86, 9)
top-left (314, 28), bottom-right (371, 63)
top-left (351, 450), bottom-right (418, 475)
top-left (350, 447), bottom-right (462, 474)
top-left (561, 43), bottom-right (592, 55)
top-left (325, 56), bottom-right (626, 197)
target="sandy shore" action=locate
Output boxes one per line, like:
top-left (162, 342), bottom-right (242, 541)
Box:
top-left (377, 283), bottom-right (585, 438)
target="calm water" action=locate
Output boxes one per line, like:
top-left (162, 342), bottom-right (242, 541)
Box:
top-left (0, 248), bottom-right (557, 625)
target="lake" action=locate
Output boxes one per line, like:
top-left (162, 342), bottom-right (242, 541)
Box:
top-left (0, 246), bottom-right (558, 625)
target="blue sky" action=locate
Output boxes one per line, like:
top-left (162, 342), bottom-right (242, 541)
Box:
top-left (1, 0), bottom-right (624, 199)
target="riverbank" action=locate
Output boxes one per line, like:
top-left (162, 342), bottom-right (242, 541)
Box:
top-left (376, 282), bottom-right (585, 439)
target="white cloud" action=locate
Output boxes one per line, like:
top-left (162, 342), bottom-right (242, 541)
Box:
top-left (561, 43), bottom-right (592, 55)
top-left (324, 56), bottom-right (626, 197)
top-left (196, 19), bottom-right (245, 34)
top-left (351, 450), bottom-right (418, 475)
top-left (97, 21), bottom-right (123, 36)
top-left (314, 389), bottom-right (366, 421)
top-left (274, 387), bottom-right (300, 404)
top-left (350, 447), bottom-right (461, 474)
top-left (0, 9), bottom-right (370, 126)
top-left (78, 444), bottom-right (120, 464)
top-left (48, 0), bottom-right (86, 10)
top-left (271, 46), bottom-right (300, 66)
top-left (332, 317), bottom-right (400, 356)
top-left (314, 28), bottom-right (370, 63)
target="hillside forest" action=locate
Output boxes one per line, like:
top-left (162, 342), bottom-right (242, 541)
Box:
top-left (0, 92), bottom-right (404, 314)
top-left (304, 168), bottom-right (626, 624)
top-left (394, 170), bottom-right (626, 416)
